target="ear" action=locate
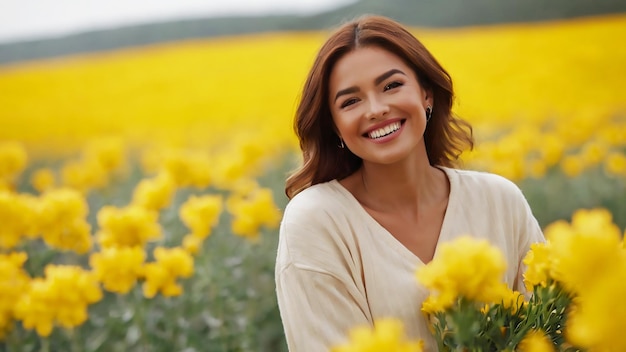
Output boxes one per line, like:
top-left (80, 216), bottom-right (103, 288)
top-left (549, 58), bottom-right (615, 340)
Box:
top-left (424, 89), bottom-right (434, 106)
top-left (331, 121), bottom-right (341, 139)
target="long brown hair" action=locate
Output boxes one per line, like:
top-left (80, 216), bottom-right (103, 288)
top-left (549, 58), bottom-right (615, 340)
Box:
top-left (285, 15), bottom-right (473, 199)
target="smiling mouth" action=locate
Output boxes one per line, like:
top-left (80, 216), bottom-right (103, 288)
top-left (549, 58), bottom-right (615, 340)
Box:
top-left (364, 119), bottom-right (405, 139)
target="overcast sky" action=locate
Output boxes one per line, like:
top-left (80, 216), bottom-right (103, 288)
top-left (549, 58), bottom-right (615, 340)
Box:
top-left (0, 0), bottom-right (356, 43)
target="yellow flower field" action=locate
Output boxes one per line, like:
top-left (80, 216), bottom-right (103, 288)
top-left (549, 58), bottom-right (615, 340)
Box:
top-left (0, 14), bottom-right (625, 181)
top-left (0, 13), bottom-right (625, 352)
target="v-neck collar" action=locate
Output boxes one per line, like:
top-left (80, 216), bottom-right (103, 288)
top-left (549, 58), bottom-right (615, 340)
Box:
top-left (329, 166), bottom-right (458, 266)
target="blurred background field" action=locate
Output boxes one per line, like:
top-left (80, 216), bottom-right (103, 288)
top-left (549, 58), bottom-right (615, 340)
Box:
top-left (0, 0), bottom-right (625, 351)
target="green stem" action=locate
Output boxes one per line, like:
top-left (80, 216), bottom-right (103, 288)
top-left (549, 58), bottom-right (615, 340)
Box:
top-left (133, 287), bottom-right (149, 350)
top-left (7, 325), bottom-right (21, 352)
top-left (40, 337), bottom-right (50, 352)
top-left (169, 296), bottom-right (183, 349)
top-left (68, 328), bottom-right (80, 352)
top-left (210, 256), bottom-right (229, 351)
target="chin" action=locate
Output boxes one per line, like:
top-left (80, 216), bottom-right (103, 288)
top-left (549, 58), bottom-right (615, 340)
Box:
top-left (363, 152), bottom-right (410, 166)
top-left (360, 143), bottom-right (425, 166)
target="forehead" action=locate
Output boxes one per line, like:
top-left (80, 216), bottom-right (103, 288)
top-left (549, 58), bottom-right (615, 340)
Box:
top-left (329, 46), bottom-right (413, 89)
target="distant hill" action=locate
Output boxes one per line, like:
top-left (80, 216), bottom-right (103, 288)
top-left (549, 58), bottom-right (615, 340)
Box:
top-left (1, 0), bottom-right (625, 65)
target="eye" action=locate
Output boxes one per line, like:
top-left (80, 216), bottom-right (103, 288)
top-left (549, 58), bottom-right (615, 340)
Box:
top-left (383, 81), bottom-right (403, 91)
top-left (340, 97), bottom-right (359, 109)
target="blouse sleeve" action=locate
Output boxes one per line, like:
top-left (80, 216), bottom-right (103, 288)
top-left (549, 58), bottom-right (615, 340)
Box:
top-left (276, 265), bottom-right (371, 352)
top-left (513, 187), bottom-right (545, 295)
top-left (275, 192), bottom-right (372, 352)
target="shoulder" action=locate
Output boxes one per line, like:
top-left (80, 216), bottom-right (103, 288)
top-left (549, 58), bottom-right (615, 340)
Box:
top-left (277, 180), bottom-right (359, 270)
top-left (283, 180), bottom-right (351, 224)
top-left (444, 167), bottom-right (525, 203)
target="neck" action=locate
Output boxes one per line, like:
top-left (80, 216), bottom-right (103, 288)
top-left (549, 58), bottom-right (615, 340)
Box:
top-left (359, 157), bottom-right (447, 212)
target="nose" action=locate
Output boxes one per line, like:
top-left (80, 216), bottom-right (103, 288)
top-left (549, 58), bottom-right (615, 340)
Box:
top-left (365, 95), bottom-right (390, 119)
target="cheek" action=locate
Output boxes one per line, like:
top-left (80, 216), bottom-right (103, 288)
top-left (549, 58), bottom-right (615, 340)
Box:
top-left (334, 113), bottom-right (362, 138)
top-left (331, 111), bottom-right (350, 130)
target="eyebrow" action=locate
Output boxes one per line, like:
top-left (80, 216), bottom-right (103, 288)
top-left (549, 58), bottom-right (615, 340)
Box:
top-left (334, 68), bottom-right (407, 102)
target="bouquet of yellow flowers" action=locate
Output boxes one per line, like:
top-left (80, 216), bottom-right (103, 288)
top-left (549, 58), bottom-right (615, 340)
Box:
top-left (416, 208), bottom-right (625, 352)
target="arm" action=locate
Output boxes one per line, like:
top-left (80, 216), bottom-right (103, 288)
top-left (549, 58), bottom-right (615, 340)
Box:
top-left (276, 264), bottom-right (371, 352)
top-left (275, 192), bottom-right (372, 352)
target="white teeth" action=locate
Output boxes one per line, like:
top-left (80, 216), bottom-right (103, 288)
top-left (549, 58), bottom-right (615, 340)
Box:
top-left (368, 121), bottom-right (401, 139)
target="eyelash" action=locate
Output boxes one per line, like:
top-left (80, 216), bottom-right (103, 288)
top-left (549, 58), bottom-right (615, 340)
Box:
top-left (384, 81), bottom-right (403, 91)
top-left (339, 81), bottom-right (404, 109)
top-left (341, 98), bottom-right (358, 109)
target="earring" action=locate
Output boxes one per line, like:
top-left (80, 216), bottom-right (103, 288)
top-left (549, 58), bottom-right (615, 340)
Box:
top-left (426, 105), bottom-right (433, 122)
top-left (338, 137), bottom-right (345, 149)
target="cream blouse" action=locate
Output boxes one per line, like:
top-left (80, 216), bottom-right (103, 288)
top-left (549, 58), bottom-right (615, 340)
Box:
top-left (275, 167), bottom-right (544, 351)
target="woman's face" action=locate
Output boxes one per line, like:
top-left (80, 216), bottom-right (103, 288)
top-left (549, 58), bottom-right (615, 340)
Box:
top-left (328, 46), bottom-right (432, 166)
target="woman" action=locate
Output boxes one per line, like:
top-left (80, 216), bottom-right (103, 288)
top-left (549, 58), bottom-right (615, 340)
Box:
top-left (275, 15), bottom-right (544, 351)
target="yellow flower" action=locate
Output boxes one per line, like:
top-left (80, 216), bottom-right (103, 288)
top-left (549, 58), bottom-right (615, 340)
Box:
top-left (140, 148), bottom-right (163, 175)
top-left (179, 194), bottom-right (223, 238)
top-left (96, 205), bottom-right (162, 248)
top-left (58, 138), bottom-right (126, 194)
top-left (60, 158), bottom-right (109, 193)
top-left (227, 178), bottom-right (260, 196)
top-left (490, 159), bottom-right (524, 182)
top-left (182, 234), bottom-right (203, 255)
top-left (571, 208), bottom-right (621, 238)
top-left (89, 246), bottom-right (145, 294)
top-left (0, 191), bottom-right (38, 249)
top-left (579, 140), bottom-right (608, 166)
top-left (522, 242), bottom-right (552, 292)
top-left (142, 247), bottom-right (194, 298)
top-left (0, 142), bottom-right (27, 184)
top-left (416, 236), bottom-right (508, 313)
top-left (517, 329), bottom-right (555, 352)
top-left (45, 220), bottom-right (92, 254)
top-left (526, 208), bottom-right (626, 350)
top-left (83, 137), bottom-right (126, 173)
top-left (161, 149), bottom-right (212, 188)
top-left (499, 288), bottom-right (525, 314)
top-left (537, 133), bottom-right (564, 166)
top-left (30, 168), bottom-right (56, 193)
top-left (560, 155), bottom-right (584, 178)
top-left (566, 261), bottom-right (626, 351)
top-left (527, 158), bottom-right (547, 179)
top-left (38, 188), bottom-right (92, 254)
top-left (210, 153), bottom-right (249, 190)
top-left (227, 187), bottom-right (281, 241)
top-left (15, 265), bottom-right (102, 337)
top-left (420, 296), bottom-right (449, 315)
top-left (131, 172), bottom-right (176, 211)
top-left (0, 252), bottom-right (30, 340)
top-left (604, 151), bottom-right (626, 176)
top-left (332, 318), bottom-right (424, 352)
top-left (545, 209), bottom-right (622, 295)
